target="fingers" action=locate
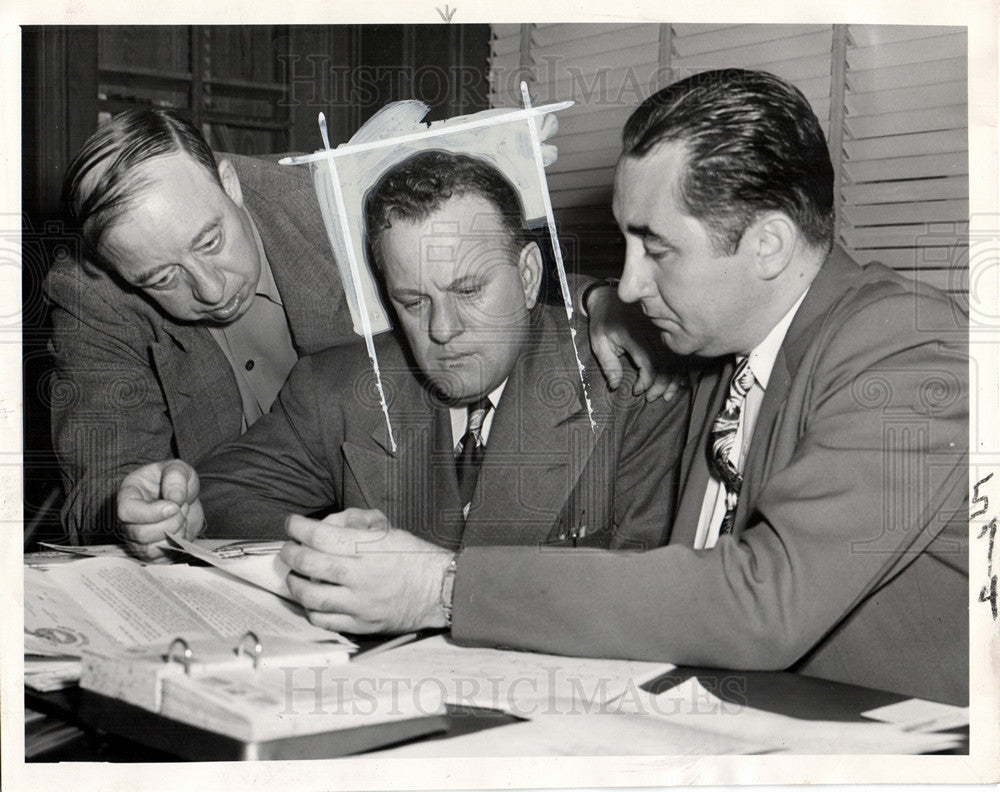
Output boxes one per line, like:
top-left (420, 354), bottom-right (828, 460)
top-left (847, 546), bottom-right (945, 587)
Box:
top-left (628, 342), bottom-right (658, 397)
top-left (305, 609), bottom-right (371, 635)
top-left (118, 483), bottom-right (181, 526)
top-left (160, 460), bottom-right (199, 505)
top-left (286, 572), bottom-right (379, 633)
top-left (641, 372), bottom-right (673, 403)
top-left (591, 334), bottom-right (625, 391)
top-left (281, 541), bottom-right (353, 583)
top-left (659, 377), bottom-right (684, 404)
top-left (287, 510), bottom-right (388, 553)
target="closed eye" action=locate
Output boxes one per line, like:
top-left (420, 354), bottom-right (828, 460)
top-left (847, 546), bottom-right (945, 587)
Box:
top-left (147, 266), bottom-right (180, 290)
top-left (394, 295), bottom-right (427, 312)
top-left (197, 229), bottom-right (223, 254)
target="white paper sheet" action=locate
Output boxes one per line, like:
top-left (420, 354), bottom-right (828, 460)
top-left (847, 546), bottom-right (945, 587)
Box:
top-left (350, 634), bottom-right (672, 717)
top-left (615, 677), bottom-right (963, 754)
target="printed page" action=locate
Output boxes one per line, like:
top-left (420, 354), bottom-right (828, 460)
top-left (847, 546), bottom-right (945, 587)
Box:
top-left (24, 558), bottom-right (217, 656)
top-left (164, 535), bottom-right (293, 600)
top-left (145, 564), bottom-right (353, 647)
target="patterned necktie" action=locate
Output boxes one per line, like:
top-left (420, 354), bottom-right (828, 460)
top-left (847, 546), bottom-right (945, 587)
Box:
top-left (709, 356), bottom-right (756, 535)
top-left (456, 398), bottom-right (491, 507)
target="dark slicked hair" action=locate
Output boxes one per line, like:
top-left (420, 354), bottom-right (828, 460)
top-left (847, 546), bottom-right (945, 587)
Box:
top-left (622, 68), bottom-right (835, 255)
top-left (63, 108), bottom-right (220, 269)
top-left (364, 150), bottom-right (528, 269)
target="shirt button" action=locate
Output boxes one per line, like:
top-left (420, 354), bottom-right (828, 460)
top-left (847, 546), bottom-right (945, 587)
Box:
top-left (245, 360), bottom-right (255, 371)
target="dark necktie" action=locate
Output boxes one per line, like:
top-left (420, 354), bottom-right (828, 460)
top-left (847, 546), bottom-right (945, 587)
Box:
top-left (709, 357), bottom-right (756, 535)
top-left (456, 398), bottom-right (491, 508)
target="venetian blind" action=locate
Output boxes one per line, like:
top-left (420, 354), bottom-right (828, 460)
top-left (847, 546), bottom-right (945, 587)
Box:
top-left (488, 24), bottom-right (969, 298)
top-left (490, 23), bottom-right (663, 225)
top-left (838, 25), bottom-right (968, 297)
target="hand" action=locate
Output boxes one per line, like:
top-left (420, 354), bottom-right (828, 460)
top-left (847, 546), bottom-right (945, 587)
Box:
top-left (116, 460), bottom-right (205, 561)
top-left (282, 508), bottom-right (454, 635)
top-left (585, 284), bottom-right (684, 402)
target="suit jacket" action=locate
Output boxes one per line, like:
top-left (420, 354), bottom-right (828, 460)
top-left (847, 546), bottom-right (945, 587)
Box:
top-left (44, 155), bottom-right (357, 542)
top-left (452, 249), bottom-right (969, 705)
top-left (198, 305), bottom-right (687, 554)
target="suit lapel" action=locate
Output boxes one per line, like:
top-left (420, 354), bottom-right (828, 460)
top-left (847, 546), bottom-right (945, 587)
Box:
top-left (461, 311), bottom-right (606, 547)
top-left (340, 378), bottom-right (466, 550)
top-left (149, 323), bottom-right (242, 463)
top-left (734, 247), bottom-right (861, 535)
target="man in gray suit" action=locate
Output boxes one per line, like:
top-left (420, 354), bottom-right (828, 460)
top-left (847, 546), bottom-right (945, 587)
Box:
top-left (48, 109), bottom-right (357, 544)
top-left (117, 152), bottom-right (687, 630)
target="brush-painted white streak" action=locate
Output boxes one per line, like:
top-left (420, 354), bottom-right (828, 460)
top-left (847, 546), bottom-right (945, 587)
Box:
top-left (324, 154), bottom-right (397, 453)
top-left (520, 82), bottom-right (597, 432)
top-left (278, 102), bottom-right (574, 166)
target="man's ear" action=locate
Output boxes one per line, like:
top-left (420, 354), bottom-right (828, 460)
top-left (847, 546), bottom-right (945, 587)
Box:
top-left (217, 158), bottom-right (244, 207)
top-left (749, 212), bottom-right (797, 281)
top-left (518, 241), bottom-right (543, 309)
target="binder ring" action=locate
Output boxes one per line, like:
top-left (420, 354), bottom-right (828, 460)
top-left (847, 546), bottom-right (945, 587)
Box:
top-left (166, 637), bottom-right (193, 674)
top-left (236, 631), bottom-right (264, 669)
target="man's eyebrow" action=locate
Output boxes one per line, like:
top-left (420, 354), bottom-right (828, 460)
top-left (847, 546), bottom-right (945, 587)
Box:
top-left (388, 287), bottom-right (424, 298)
top-left (626, 224), bottom-right (665, 241)
top-left (446, 275), bottom-right (483, 292)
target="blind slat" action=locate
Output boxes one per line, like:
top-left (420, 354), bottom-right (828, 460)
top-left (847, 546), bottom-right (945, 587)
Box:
top-left (553, 149), bottom-right (622, 174)
top-left (845, 81), bottom-right (967, 117)
top-left (843, 247), bottom-right (967, 274)
top-left (841, 175), bottom-right (968, 205)
top-left (906, 268), bottom-right (967, 295)
top-left (540, 60), bottom-right (661, 98)
top-left (673, 30), bottom-right (832, 71)
top-left (841, 199), bottom-right (968, 226)
top-left (671, 24), bottom-right (826, 57)
top-left (842, 223), bottom-right (968, 249)
top-left (551, 185), bottom-right (614, 209)
top-left (848, 24), bottom-right (962, 48)
top-left (846, 31), bottom-right (966, 70)
top-left (844, 129), bottom-right (967, 161)
top-left (547, 166), bottom-right (617, 192)
top-left (532, 51), bottom-right (661, 90)
top-left (533, 24), bottom-right (660, 50)
top-left (844, 105), bottom-right (967, 139)
top-left (671, 23), bottom-right (743, 37)
top-left (846, 57), bottom-right (966, 94)
top-left (843, 151), bottom-right (967, 182)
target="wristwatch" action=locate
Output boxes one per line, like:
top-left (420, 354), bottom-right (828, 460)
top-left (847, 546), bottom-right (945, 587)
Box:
top-left (439, 556), bottom-right (458, 628)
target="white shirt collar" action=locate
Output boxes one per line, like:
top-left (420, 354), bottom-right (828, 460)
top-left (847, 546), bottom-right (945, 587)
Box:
top-left (745, 288), bottom-right (809, 389)
top-left (449, 379), bottom-right (508, 448)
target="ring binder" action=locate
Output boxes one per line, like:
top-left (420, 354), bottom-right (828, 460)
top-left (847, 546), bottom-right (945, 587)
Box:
top-left (234, 632), bottom-right (263, 669)
top-left (165, 638), bottom-right (193, 674)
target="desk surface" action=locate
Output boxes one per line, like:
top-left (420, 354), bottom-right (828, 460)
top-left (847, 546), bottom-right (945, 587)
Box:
top-left (25, 666), bottom-right (968, 761)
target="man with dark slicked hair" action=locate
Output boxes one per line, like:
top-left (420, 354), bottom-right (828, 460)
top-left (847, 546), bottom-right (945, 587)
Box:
top-left (450, 69), bottom-right (969, 705)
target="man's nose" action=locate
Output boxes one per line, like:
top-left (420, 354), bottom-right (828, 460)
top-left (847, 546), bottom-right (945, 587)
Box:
top-left (617, 241), bottom-right (652, 305)
top-left (428, 298), bottom-right (463, 345)
top-left (187, 261), bottom-right (226, 304)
